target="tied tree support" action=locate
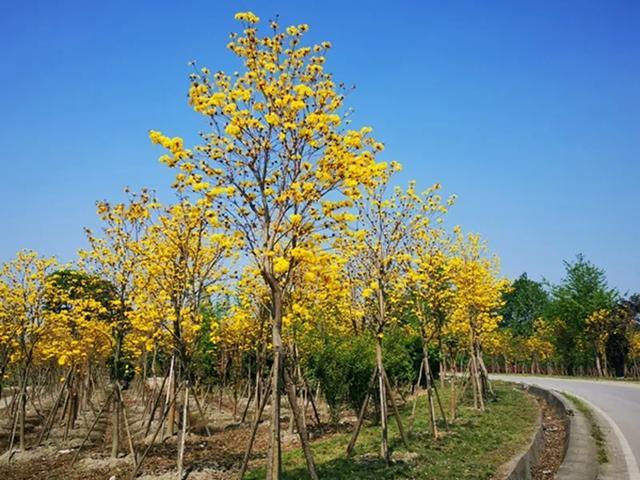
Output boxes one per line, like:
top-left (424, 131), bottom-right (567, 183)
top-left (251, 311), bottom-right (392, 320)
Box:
top-left (346, 338), bottom-right (408, 463)
top-left (264, 281), bottom-right (318, 480)
top-left (408, 341), bottom-right (448, 438)
top-left (468, 327), bottom-right (493, 411)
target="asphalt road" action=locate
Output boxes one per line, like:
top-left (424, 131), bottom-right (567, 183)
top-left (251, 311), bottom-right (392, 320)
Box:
top-left (493, 374), bottom-right (640, 479)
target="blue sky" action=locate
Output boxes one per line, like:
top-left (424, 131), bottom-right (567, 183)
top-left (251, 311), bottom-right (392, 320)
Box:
top-left (1, 1), bottom-right (638, 292)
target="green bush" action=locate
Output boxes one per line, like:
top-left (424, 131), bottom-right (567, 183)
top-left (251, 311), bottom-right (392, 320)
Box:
top-left (305, 327), bottom-right (434, 420)
top-left (382, 327), bottom-right (419, 387)
top-left (305, 333), bottom-right (375, 421)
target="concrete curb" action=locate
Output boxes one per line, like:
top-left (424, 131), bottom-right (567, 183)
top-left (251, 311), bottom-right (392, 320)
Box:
top-left (501, 384), bottom-right (598, 480)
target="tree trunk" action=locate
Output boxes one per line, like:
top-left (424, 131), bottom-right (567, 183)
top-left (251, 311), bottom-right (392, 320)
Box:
top-left (470, 334), bottom-right (484, 411)
top-left (477, 353), bottom-right (493, 397)
top-left (423, 349), bottom-right (438, 439)
top-left (375, 336), bottom-right (390, 464)
top-left (595, 353), bottom-right (603, 377)
top-left (166, 355), bottom-right (177, 437)
top-left (19, 369), bottom-right (27, 451)
top-left (266, 285), bottom-right (283, 480)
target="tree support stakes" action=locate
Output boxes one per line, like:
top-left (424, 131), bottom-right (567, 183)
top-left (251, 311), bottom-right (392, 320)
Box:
top-left (375, 338), bottom-right (390, 465)
top-left (6, 395), bottom-right (20, 460)
top-left (428, 366), bottom-right (449, 430)
top-left (477, 355), bottom-right (494, 398)
top-left (165, 355), bottom-right (177, 438)
top-left (118, 384), bottom-right (138, 468)
top-left (143, 368), bottom-right (169, 438)
top-left (240, 385), bottom-right (255, 424)
top-left (283, 367), bottom-right (319, 480)
top-left (71, 392), bottom-right (113, 467)
top-left (408, 359), bottom-right (424, 432)
top-left (303, 378), bottom-right (322, 427)
top-left (422, 353), bottom-right (438, 439)
top-left (189, 382), bottom-right (212, 436)
top-left (238, 366), bottom-right (273, 480)
top-left (346, 366), bottom-right (378, 458)
top-left (176, 382), bottom-right (189, 480)
top-left (18, 366), bottom-right (29, 451)
top-left (129, 383), bottom-right (181, 480)
top-left (37, 369), bottom-right (71, 446)
top-left (381, 368), bottom-right (409, 449)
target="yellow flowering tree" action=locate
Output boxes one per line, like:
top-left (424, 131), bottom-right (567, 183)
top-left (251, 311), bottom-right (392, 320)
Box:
top-left (585, 308), bottom-right (611, 376)
top-left (407, 225), bottom-right (456, 437)
top-left (215, 267), bottom-right (271, 427)
top-left (40, 269), bottom-right (114, 436)
top-left (133, 197), bottom-right (239, 465)
top-left (0, 280), bottom-right (15, 402)
top-left (150, 11), bottom-right (388, 478)
top-left (526, 318), bottom-right (555, 374)
top-left (79, 188), bottom-right (154, 457)
top-left (0, 250), bottom-right (59, 451)
top-left (42, 270), bottom-right (113, 370)
top-left (449, 231), bottom-right (509, 410)
top-left (285, 247), bottom-right (354, 355)
top-left (341, 177), bottom-right (452, 462)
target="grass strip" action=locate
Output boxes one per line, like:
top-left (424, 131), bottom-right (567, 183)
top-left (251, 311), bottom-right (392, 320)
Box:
top-left (563, 393), bottom-right (608, 464)
top-left (246, 382), bottom-right (538, 479)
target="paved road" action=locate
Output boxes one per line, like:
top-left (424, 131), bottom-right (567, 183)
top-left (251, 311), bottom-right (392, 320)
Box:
top-left (493, 374), bottom-right (640, 479)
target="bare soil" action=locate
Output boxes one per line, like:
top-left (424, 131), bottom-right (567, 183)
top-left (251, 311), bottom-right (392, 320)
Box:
top-left (0, 385), bottom-right (325, 480)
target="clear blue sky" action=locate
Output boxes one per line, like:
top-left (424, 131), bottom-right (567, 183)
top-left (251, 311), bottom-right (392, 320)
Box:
top-left (1, 1), bottom-right (638, 293)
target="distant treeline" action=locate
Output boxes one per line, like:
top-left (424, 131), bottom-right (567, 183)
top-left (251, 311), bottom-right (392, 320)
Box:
top-left (485, 254), bottom-right (640, 377)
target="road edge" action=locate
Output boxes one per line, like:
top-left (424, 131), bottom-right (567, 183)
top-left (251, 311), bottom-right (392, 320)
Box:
top-left (563, 391), bottom-right (640, 480)
top-left (499, 383), bottom-right (599, 480)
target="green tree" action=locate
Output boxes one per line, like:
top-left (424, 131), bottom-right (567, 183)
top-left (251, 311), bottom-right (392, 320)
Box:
top-left (46, 269), bottom-right (116, 320)
top-left (500, 273), bottom-right (549, 336)
top-left (547, 254), bottom-right (617, 375)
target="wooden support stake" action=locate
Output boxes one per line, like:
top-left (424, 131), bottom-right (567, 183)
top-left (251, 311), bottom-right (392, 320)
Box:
top-left (71, 393), bottom-right (113, 467)
top-left (238, 367), bottom-right (273, 480)
top-left (346, 366), bottom-right (378, 458)
top-left (382, 368), bottom-right (409, 449)
top-left (176, 383), bottom-right (189, 480)
top-left (284, 367), bottom-right (318, 480)
top-left (408, 359), bottom-right (424, 432)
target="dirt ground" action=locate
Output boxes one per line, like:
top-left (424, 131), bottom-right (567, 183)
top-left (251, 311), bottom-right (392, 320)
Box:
top-left (0, 383), bottom-right (553, 480)
top-left (0, 385), bottom-right (321, 480)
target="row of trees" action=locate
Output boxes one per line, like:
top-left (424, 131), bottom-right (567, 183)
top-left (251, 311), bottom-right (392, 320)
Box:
top-left (486, 256), bottom-right (640, 378)
top-left (0, 10), bottom-right (558, 480)
top-left (4, 9), bottom-right (636, 479)
top-left (0, 183), bottom-right (508, 478)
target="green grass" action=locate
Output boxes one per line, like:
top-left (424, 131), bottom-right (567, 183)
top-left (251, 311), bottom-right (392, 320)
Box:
top-left (247, 382), bottom-right (538, 479)
top-left (563, 393), bottom-right (608, 464)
